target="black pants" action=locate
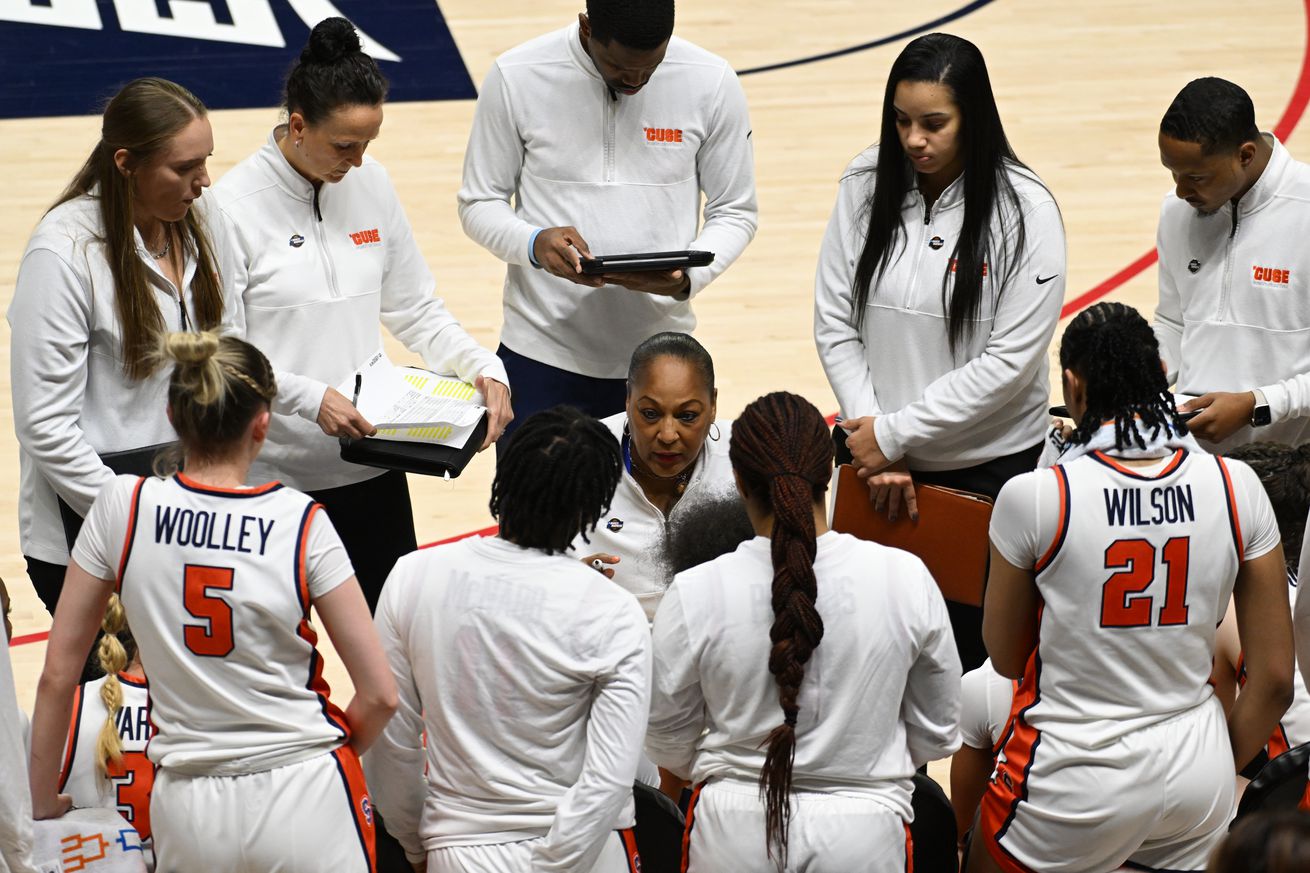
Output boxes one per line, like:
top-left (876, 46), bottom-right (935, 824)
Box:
top-left (495, 344), bottom-right (628, 457)
top-left (25, 555), bottom-right (106, 683)
top-left (833, 427), bottom-right (1042, 672)
top-left (307, 470), bottom-right (418, 614)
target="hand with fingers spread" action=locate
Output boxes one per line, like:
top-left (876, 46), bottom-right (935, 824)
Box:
top-left (865, 459), bottom-right (918, 522)
top-left (582, 552), bottom-right (620, 579)
top-left (1179, 391), bottom-right (1255, 443)
top-left (476, 375), bottom-right (514, 450)
top-left (316, 386), bottom-right (377, 439)
top-left (533, 226), bottom-right (606, 287)
top-left (602, 269), bottom-right (692, 298)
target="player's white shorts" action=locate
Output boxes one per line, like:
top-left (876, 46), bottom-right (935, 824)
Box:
top-left (981, 696), bottom-right (1233, 872)
top-left (426, 828), bottom-right (639, 873)
top-left (682, 779), bottom-right (911, 873)
top-left (151, 746), bottom-right (374, 873)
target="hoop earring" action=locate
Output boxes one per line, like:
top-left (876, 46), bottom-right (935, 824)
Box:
top-left (709, 422), bottom-right (721, 441)
top-left (622, 418), bottom-right (631, 437)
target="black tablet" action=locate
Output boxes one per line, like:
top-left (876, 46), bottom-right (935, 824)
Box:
top-left (579, 250), bottom-right (715, 274)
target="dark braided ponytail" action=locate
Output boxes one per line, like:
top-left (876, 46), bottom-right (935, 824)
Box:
top-left (729, 392), bottom-right (835, 866)
top-left (1060, 301), bottom-right (1189, 450)
top-left (490, 406), bottom-right (622, 554)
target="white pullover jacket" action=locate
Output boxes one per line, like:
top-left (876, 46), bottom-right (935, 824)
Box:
top-left (365, 537), bottom-right (651, 870)
top-left (8, 194), bottom-right (240, 564)
top-left (1154, 135), bottom-right (1310, 451)
top-left (458, 22), bottom-right (758, 378)
top-left (647, 532), bottom-right (961, 820)
top-left (814, 147), bottom-right (1066, 471)
top-left (216, 133), bottom-right (507, 491)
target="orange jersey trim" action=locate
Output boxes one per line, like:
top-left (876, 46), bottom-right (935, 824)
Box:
top-left (904, 821), bottom-right (914, 873)
top-left (57, 683), bottom-right (88, 792)
top-left (681, 781), bottom-right (706, 873)
top-left (1216, 457), bottom-right (1245, 563)
top-left (619, 827), bottom-right (641, 873)
top-left (173, 473), bottom-right (283, 497)
top-left (980, 648), bottom-right (1044, 873)
top-left (114, 476), bottom-right (148, 595)
top-left (1090, 448), bottom-right (1186, 480)
top-left (294, 503), bottom-right (350, 739)
top-left (332, 746), bottom-right (376, 873)
top-left (1034, 467), bottom-right (1070, 574)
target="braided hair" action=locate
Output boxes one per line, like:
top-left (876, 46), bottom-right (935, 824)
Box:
top-left (1059, 302), bottom-right (1188, 450)
top-left (729, 392), bottom-right (834, 866)
top-left (1224, 442), bottom-right (1310, 575)
top-left (94, 594), bottom-right (138, 776)
top-left (490, 407), bottom-right (623, 554)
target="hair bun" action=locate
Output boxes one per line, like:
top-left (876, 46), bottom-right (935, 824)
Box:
top-left (165, 331), bottom-right (219, 365)
top-left (302, 17), bottom-right (362, 64)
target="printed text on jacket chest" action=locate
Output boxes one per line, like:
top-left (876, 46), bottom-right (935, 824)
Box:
top-left (643, 127), bottom-right (684, 144)
top-left (1251, 264), bottom-right (1291, 285)
top-left (349, 227), bottom-right (383, 248)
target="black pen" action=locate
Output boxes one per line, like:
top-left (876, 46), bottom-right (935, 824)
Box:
top-left (352, 373), bottom-right (362, 408)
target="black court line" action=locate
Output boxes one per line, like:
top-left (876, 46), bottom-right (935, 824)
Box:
top-left (736, 0), bottom-right (1001, 77)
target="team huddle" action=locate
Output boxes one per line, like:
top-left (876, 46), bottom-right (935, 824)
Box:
top-left (1, 0), bottom-right (1309, 871)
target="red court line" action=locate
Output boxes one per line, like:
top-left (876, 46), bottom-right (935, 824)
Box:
top-left (11, 6), bottom-right (1310, 649)
top-left (1059, 0), bottom-right (1310, 319)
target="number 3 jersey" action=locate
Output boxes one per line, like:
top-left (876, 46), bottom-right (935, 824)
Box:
top-left (990, 449), bottom-right (1279, 747)
top-left (72, 473), bottom-right (356, 775)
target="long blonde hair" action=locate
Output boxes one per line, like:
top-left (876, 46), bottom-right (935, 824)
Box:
top-left (94, 594), bottom-right (134, 775)
top-left (54, 77), bottom-right (225, 381)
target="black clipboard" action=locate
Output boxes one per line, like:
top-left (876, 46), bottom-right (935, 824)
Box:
top-left (339, 414), bottom-right (488, 478)
top-left (579, 250), bottom-right (714, 274)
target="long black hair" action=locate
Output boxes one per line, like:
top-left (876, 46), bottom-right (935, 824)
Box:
top-left (1059, 302), bottom-right (1188, 450)
top-left (851, 32), bottom-right (1032, 354)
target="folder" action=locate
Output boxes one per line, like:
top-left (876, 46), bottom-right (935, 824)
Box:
top-left (339, 413), bottom-right (488, 479)
top-left (830, 464), bottom-right (992, 606)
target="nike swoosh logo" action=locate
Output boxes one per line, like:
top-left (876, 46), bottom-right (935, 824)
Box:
top-left (1036, 274), bottom-right (1059, 285)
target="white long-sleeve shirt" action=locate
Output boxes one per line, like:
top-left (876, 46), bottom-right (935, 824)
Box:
top-left (1154, 135), bottom-right (1310, 452)
top-left (457, 22), bottom-right (758, 379)
top-left (814, 147), bottom-right (1066, 471)
top-left (216, 132), bottom-right (507, 491)
top-left (570, 413), bottom-right (737, 620)
top-left (7, 193), bottom-right (241, 564)
top-left (0, 624), bottom-right (36, 873)
top-left (647, 532), bottom-right (961, 821)
top-left (364, 536), bottom-right (651, 870)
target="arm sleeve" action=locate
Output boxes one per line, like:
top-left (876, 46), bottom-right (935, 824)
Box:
top-left (377, 167), bottom-right (509, 387)
top-left (957, 666), bottom-right (995, 750)
top-left (532, 598), bottom-right (652, 873)
top-left (0, 622), bottom-right (36, 873)
top-left (456, 62), bottom-right (538, 269)
top-left (684, 67), bottom-right (758, 298)
top-left (1152, 203), bottom-right (1184, 385)
top-left (304, 507), bottom-right (356, 600)
top-left (9, 248), bottom-right (116, 518)
top-left (874, 199), bottom-right (1066, 462)
top-left (69, 476), bottom-right (135, 582)
top-left (215, 205), bottom-right (329, 421)
top-left (1230, 461), bottom-right (1282, 562)
top-left (644, 582), bottom-right (707, 779)
top-left (988, 471), bottom-right (1052, 570)
top-left (813, 165), bottom-right (883, 419)
top-left (361, 559), bottom-right (428, 864)
top-left (900, 561), bottom-right (963, 766)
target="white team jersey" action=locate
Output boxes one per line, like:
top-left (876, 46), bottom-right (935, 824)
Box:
top-left (72, 474), bottom-right (356, 776)
top-left (59, 673), bottom-right (154, 853)
top-left (991, 449), bottom-right (1279, 747)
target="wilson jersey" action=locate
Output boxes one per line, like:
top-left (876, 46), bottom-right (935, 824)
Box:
top-left (59, 673), bottom-right (154, 849)
top-left (990, 449), bottom-right (1279, 747)
top-left (72, 474), bottom-right (355, 776)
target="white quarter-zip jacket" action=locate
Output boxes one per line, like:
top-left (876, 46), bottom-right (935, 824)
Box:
top-left (571, 413), bottom-right (737, 621)
top-left (814, 147), bottom-right (1066, 471)
top-left (647, 532), bottom-right (961, 820)
top-left (216, 133), bottom-right (508, 491)
top-left (458, 23), bottom-right (758, 379)
top-left (365, 537), bottom-right (651, 870)
top-left (8, 194), bottom-right (241, 564)
top-left (1154, 135), bottom-right (1310, 451)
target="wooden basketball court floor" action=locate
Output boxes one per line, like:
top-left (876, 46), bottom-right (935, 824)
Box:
top-left (1, 0), bottom-right (1306, 796)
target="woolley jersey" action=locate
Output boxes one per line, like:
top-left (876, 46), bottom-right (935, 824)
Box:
top-left (59, 673), bottom-right (153, 847)
top-left (71, 474), bottom-right (355, 776)
top-left (990, 449), bottom-right (1279, 747)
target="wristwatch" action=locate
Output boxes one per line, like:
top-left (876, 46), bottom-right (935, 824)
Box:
top-left (1250, 389), bottom-right (1272, 427)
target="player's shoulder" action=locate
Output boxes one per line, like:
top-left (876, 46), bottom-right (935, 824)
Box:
top-left (661, 35), bottom-right (734, 74)
top-left (495, 25), bottom-right (574, 69)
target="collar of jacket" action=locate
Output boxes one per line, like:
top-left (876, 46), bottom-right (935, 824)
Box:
top-left (1224, 132), bottom-right (1290, 222)
top-left (257, 127), bottom-right (319, 205)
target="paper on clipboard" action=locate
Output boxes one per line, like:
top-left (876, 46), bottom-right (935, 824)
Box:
top-left (339, 350), bottom-right (486, 447)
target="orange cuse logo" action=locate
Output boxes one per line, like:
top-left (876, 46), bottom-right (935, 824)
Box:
top-left (1252, 265), bottom-right (1290, 284)
top-left (349, 228), bottom-right (382, 246)
top-left (644, 127), bottom-right (683, 143)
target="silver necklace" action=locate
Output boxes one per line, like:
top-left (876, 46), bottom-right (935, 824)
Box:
top-left (148, 236), bottom-right (172, 260)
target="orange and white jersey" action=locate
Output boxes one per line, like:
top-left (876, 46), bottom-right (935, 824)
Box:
top-left (71, 473), bottom-right (355, 775)
top-left (59, 673), bottom-right (154, 852)
top-left (990, 449), bottom-right (1279, 746)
